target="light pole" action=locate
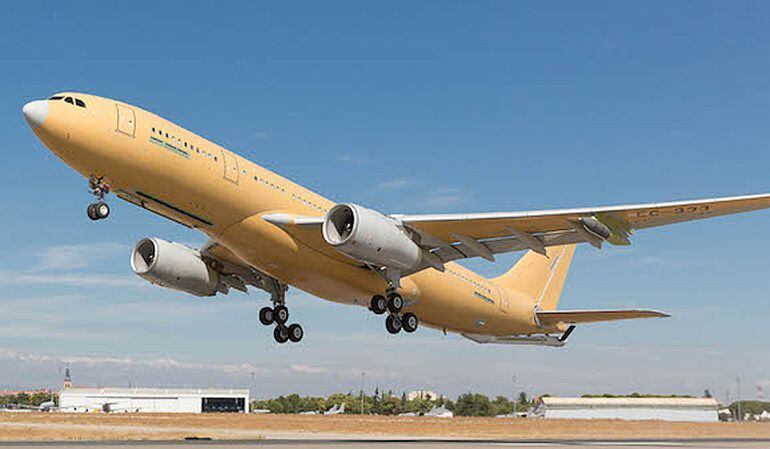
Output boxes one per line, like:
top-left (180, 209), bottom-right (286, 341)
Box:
top-left (735, 374), bottom-right (743, 421)
top-left (512, 376), bottom-right (517, 417)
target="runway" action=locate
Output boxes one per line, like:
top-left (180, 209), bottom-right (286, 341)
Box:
top-left (0, 440), bottom-right (768, 449)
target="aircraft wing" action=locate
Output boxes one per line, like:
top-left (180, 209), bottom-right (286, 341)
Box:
top-left (200, 240), bottom-right (288, 298)
top-left (262, 194), bottom-right (770, 269)
top-left (536, 309), bottom-right (670, 326)
top-left (394, 193), bottom-right (770, 263)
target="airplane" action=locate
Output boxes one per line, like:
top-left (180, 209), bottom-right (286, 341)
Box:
top-left (21, 92), bottom-right (770, 346)
top-left (324, 403), bottom-right (346, 415)
top-left (0, 401), bottom-right (57, 412)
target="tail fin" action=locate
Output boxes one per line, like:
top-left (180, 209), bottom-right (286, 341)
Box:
top-left (491, 244), bottom-right (576, 311)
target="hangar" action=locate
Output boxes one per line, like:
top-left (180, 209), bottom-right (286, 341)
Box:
top-left (59, 387), bottom-right (249, 413)
top-left (533, 397), bottom-right (719, 422)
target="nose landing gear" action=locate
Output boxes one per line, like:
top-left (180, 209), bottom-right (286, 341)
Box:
top-left (87, 176), bottom-right (111, 221)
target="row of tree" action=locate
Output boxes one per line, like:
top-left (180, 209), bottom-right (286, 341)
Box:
top-left (0, 391), bottom-right (54, 407)
top-left (251, 389), bottom-right (534, 416)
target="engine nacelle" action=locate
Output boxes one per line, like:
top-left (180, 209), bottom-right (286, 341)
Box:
top-left (130, 238), bottom-right (220, 297)
top-left (579, 216), bottom-right (612, 240)
top-left (323, 203), bottom-right (425, 271)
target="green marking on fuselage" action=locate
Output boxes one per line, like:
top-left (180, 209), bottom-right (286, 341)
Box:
top-left (150, 136), bottom-right (189, 159)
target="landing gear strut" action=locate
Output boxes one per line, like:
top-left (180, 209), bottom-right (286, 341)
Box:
top-left (87, 176), bottom-right (111, 221)
top-left (257, 281), bottom-right (303, 344)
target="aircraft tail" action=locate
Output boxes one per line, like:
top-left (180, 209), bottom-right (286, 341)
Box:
top-left (491, 244), bottom-right (576, 311)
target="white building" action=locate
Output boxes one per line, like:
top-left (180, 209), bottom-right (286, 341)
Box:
top-left (407, 390), bottom-right (438, 401)
top-left (534, 397), bottom-right (719, 422)
top-left (59, 387), bottom-right (249, 413)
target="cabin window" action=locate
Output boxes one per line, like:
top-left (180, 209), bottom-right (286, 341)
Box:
top-left (48, 96), bottom-right (64, 100)
top-left (64, 97), bottom-right (74, 104)
top-left (152, 127), bottom-right (155, 132)
top-left (75, 99), bottom-right (86, 108)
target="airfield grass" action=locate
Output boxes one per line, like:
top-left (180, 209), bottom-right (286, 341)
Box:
top-left (0, 412), bottom-right (769, 441)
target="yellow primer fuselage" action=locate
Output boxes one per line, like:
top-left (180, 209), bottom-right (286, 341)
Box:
top-left (30, 92), bottom-right (553, 337)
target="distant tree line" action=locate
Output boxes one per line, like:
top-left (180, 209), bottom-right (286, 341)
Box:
top-left (251, 389), bottom-right (534, 416)
top-left (581, 393), bottom-right (695, 399)
top-left (0, 391), bottom-right (54, 407)
top-left (729, 400), bottom-right (770, 418)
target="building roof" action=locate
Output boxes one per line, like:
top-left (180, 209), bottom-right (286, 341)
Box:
top-left (538, 397), bottom-right (719, 409)
top-left (60, 387), bottom-right (248, 396)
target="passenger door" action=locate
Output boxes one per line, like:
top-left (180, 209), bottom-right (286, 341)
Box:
top-left (222, 150), bottom-right (239, 184)
top-left (116, 104), bottom-right (136, 137)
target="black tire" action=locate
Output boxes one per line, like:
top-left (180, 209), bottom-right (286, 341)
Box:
top-left (274, 325), bottom-right (289, 343)
top-left (386, 292), bottom-right (403, 314)
top-left (96, 202), bottom-right (110, 219)
top-left (401, 313), bottom-right (418, 333)
top-left (258, 307), bottom-right (274, 326)
top-left (370, 295), bottom-right (387, 315)
top-left (385, 314), bottom-right (402, 334)
top-left (274, 305), bottom-right (289, 324)
top-left (288, 323), bottom-right (304, 342)
top-left (87, 204), bottom-right (99, 221)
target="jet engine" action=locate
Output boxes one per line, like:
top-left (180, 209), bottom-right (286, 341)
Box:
top-left (323, 203), bottom-right (430, 271)
top-left (130, 237), bottom-right (221, 297)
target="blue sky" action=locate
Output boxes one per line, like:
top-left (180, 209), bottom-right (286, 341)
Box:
top-left (1, 1), bottom-right (769, 402)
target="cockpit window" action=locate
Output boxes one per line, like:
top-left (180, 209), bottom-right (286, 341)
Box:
top-left (48, 96), bottom-right (64, 100)
top-left (64, 97), bottom-right (74, 104)
top-left (75, 98), bottom-right (86, 108)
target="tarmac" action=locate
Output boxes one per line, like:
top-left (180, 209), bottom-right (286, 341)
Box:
top-left (0, 440), bottom-right (769, 449)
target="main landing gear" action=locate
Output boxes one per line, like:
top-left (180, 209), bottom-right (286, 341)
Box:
top-left (257, 281), bottom-right (303, 344)
top-left (369, 290), bottom-right (419, 335)
top-left (87, 176), bottom-right (111, 221)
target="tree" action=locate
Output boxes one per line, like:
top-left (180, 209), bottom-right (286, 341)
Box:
top-left (518, 392), bottom-right (529, 408)
top-left (492, 395), bottom-right (512, 415)
top-left (454, 393), bottom-right (494, 416)
top-left (372, 387), bottom-right (381, 414)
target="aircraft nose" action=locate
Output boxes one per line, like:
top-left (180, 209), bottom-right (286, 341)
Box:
top-left (22, 100), bottom-right (48, 130)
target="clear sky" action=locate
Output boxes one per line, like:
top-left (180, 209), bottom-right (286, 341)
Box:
top-left (1, 1), bottom-right (769, 402)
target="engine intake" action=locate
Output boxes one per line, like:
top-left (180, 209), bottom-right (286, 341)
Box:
top-left (131, 237), bottom-right (220, 297)
top-left (323, 203), bottom-right (426, 271)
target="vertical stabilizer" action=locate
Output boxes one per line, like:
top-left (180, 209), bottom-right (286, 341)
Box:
top-left (491, 244), bottom-right (575, 310)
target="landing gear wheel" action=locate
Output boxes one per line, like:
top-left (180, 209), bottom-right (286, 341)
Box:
top-left (95, 202), bottom-right (110, 219)
top-left (273, 325), bottom-right (289, 343)
top-left (273, 305), bottom-right (289, 324)
top-left (386, 292), bottom-right (403, 314)
top-left (87, 204), bottom-right (99, 221)
top-left (401, 313), bottom-right (418, 333)
top-left (385, 314), bottom-right (402, 334)
top-left (258, 307), bottom-right (274, 326)
top-left (370, 295), bottom-right (387, 315)
top-left (288, 323), bottom-right (304, 342)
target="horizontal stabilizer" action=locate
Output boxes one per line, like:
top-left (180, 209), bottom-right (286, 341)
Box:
top-left (536, 309), bottom-right (669, 326)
